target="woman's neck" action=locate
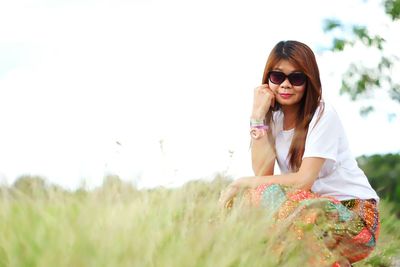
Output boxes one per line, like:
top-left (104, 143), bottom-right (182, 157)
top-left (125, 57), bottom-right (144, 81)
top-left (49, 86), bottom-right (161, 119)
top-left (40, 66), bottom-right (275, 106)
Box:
top-left (282, 105), bottom-right (300, 130)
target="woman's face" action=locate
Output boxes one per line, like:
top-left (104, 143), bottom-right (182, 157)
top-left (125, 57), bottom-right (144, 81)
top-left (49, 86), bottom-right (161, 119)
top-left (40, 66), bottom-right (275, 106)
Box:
top-left (268, 60), bottom-right (306, 108)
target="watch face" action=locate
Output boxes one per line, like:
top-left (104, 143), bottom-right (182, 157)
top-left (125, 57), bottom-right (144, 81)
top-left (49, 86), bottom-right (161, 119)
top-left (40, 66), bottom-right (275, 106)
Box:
top-left (250, 128), bottom-right (266, 140)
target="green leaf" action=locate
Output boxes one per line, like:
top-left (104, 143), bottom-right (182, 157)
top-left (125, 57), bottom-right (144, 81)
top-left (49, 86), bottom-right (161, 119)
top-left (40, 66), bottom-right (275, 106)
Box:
top-left (352, 25), bottom-right (368, 39)
top-left (322, 19), bottom-right (342, 32)
top-left (390, 84), bottom-right (400, 102)
top-left (332, 38), bottom-right (347, 51)
top-left (384, 0), bottom-right (400, 20)
top-left (339, 80), bottom-right (351, 96)
top-left (373, 35), bottom-right (386, 49)
top-left (360, 106), bottom-right (374, 116)
top-left (378, 56), bottom-right (392, 70)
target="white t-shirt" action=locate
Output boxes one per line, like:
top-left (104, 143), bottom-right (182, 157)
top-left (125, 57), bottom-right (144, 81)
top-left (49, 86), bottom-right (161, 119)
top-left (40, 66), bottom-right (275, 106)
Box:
top-left (272, 101), bottom-right (379, 201)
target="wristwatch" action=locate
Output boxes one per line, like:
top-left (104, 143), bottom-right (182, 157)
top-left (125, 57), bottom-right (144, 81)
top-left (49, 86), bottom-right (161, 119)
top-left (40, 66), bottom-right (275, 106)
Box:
top-left (250, 127), bottom-right (267, 140)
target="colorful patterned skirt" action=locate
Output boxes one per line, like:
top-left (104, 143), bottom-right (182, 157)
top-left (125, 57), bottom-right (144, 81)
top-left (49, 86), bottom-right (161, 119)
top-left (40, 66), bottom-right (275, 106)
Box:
top-left (247, 183), bottom-right (380, 266)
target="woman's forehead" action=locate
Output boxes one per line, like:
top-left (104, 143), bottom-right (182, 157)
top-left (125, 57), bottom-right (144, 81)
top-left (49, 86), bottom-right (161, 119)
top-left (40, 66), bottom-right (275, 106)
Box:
top-left (273, 59), bottom-right (301, 71)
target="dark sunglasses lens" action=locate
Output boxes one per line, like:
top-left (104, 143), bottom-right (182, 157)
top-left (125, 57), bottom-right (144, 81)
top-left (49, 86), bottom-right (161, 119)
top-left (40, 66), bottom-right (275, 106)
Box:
top-left (269, 72), bottom-right (285, 84)
top-left (288, 73), bottom-right (306, 86)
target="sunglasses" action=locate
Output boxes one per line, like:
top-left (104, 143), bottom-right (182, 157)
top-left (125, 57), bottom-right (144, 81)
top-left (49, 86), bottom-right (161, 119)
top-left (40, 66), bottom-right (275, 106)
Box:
top-left (268, 71), bottom-right (307, 86)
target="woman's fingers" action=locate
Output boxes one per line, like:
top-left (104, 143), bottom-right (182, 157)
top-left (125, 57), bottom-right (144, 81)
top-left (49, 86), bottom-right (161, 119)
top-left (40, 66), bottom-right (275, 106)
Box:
top-left (219, 185), bottom-right (239, 209)
top-left (252, 84), bottom-right (276, 119)
top-left (254, 84), bottom-right (270, 94)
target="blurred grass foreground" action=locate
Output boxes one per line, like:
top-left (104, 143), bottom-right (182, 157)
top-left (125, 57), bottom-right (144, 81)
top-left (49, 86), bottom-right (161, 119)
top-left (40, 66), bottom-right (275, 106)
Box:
top-left (0, 174), bottom-right (399, 267)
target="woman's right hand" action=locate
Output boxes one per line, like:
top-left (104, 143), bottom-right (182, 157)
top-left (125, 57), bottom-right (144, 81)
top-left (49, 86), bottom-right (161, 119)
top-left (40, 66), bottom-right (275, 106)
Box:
top-left (251, 84), bottom-right (275, 120)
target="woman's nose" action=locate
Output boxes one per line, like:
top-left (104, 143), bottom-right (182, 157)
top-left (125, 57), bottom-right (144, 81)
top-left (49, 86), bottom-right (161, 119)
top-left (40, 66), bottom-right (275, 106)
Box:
top-left (280, 78), bottom-right (292, 88)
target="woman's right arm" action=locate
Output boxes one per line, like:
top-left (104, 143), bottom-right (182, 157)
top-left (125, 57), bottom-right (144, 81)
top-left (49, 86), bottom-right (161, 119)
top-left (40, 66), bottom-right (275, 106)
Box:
top-left (250, 85), bottom-right (276, 176)
top-left (251, 134), bottom-right (275, 176)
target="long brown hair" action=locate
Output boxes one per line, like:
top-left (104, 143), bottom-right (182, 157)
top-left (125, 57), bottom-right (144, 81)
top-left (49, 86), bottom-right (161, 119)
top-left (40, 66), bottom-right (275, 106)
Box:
top-left (262, 40), bottom-right (323, 171)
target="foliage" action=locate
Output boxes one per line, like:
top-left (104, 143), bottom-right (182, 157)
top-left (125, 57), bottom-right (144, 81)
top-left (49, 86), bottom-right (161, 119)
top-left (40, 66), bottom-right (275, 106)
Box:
top-left (323, 0), bottom-right (400, 116)
top-left (0, 175), bottom-right (399, 266)
top-left (10, 175), bottom-right (66, 199)
top-left (357, 153), bottom-right (400, 214)
top-left (12, 175), bottom-right (47, 192)
top-left (385, 0), bottom-right (400, 19)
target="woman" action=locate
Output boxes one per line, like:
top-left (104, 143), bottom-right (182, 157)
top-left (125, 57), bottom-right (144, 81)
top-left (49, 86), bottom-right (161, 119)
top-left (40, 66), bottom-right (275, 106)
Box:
top-left (219, 40), bottom-right (380, 266)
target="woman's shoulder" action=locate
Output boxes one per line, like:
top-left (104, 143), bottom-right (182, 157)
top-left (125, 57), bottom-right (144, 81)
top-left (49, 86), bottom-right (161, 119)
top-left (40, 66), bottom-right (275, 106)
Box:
top-left (309, 100), bottom-right (342, 130)
top-left (314, 100), bottom-right (340, 120)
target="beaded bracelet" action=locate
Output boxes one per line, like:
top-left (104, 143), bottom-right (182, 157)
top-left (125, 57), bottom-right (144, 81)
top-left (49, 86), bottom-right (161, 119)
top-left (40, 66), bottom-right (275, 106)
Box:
top-left (250, 118), bottom-right (268, 128)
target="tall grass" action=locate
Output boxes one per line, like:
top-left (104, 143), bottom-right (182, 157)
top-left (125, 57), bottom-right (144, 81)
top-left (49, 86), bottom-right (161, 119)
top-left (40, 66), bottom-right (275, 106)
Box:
top-left (0, 176), bottom-right (399, 267)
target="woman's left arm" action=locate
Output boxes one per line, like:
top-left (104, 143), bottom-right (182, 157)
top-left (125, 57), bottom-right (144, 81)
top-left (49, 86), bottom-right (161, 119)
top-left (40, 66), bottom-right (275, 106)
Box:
top-left (243, 157), bottom-right (325, 189)
top-left (219, 157), bottom-right (325, 207)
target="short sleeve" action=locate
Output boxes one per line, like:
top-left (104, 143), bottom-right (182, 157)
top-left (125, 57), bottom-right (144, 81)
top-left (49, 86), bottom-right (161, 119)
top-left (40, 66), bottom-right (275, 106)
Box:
top-left (302, 104), bottom-right (340, 163)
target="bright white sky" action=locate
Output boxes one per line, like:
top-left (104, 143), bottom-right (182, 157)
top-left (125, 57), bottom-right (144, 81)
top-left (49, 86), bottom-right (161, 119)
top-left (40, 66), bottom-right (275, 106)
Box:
top-left (0, 0), bottom-right (399, 190)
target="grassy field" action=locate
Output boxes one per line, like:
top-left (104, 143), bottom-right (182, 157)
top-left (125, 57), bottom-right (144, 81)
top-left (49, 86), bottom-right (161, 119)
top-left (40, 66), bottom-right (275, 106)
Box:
top-left (0, 176), bottom-right (399, 267)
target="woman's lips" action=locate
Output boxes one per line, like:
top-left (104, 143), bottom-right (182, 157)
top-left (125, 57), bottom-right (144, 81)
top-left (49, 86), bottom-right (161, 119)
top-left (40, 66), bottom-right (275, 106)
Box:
top-left (279, 93), bottom-right (293, 99)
